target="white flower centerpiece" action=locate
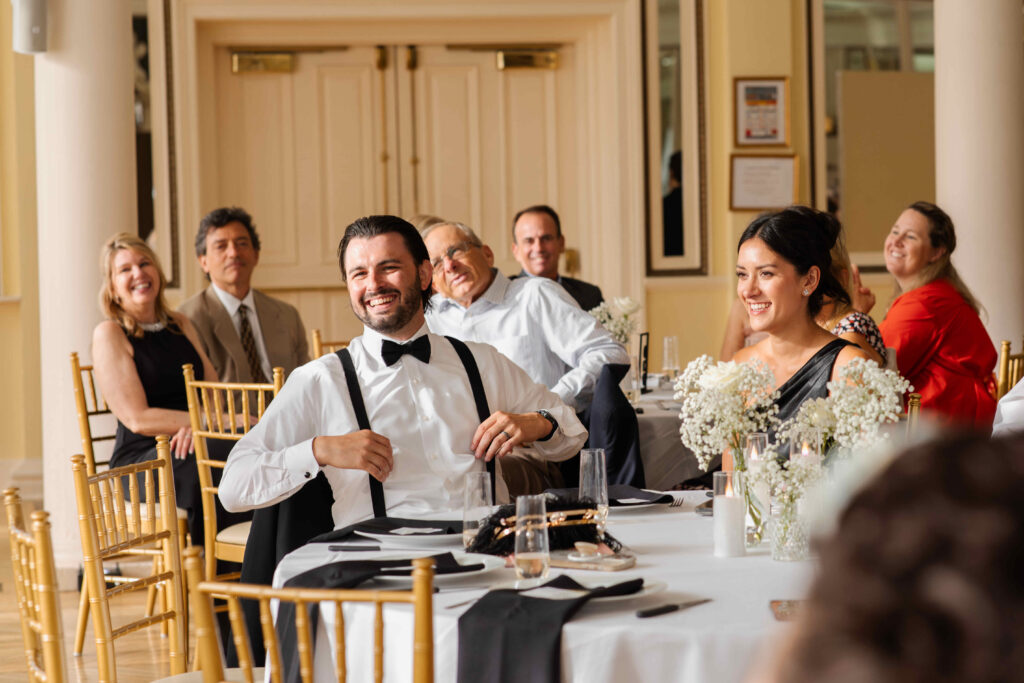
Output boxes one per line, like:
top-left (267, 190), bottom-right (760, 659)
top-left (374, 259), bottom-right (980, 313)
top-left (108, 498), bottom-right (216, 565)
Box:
top-left (674, 355), bottom-right (780, 471)
top-left (674, 355), bottom-right (780, 543)
top-left (751, 358), bottom-right (912, 560)
top-left (588, 297), bottom-right (641, 346)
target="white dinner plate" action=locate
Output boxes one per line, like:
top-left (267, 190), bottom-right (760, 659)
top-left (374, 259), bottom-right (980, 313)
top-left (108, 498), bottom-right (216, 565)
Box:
top-left (491, 577), bottom-right (667, 603)
top-left (353, 528), bottom-right (464, 548)
top-left (364, 551), bottom-right (506, 585)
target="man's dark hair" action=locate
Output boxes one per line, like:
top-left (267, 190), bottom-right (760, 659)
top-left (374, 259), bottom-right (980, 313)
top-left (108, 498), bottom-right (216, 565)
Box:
top-left (196, 207), bottom-right (261, 256)
top-left (512, 204), bottom-right (562, 241)
top-left (669, 151), bottom-right (682, 184)
top-left (337, 215), bottom-right (433, 310)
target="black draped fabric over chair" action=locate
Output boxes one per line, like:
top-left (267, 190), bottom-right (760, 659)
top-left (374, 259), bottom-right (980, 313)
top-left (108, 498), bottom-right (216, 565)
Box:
top-left (233, 472), bottom-right (335, 664)
top-left (562, 363), bottom-right (645, 488)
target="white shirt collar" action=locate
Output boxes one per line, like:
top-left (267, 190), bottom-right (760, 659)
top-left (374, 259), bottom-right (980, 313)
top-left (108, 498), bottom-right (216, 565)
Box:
top-left (211, 283), bottom-right (256, 318)
top-left (359, 322), bottom-right (430, 359)
top-left (519, 269), bottom-right (564, 285)
top-left (436, 270), bottom-right (509, 312)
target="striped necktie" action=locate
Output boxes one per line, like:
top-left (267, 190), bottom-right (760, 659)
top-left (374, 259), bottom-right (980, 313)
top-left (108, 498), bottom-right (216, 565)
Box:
top-left (238, 303), bottom-right (268, 383)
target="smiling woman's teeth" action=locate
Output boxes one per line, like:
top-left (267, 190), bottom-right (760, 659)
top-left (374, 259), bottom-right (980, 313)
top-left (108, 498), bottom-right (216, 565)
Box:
top-left (749, 302), bottom-right (769, 312)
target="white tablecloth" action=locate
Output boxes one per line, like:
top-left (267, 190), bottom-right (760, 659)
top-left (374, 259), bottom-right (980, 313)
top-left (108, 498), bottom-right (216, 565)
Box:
top-left (634, 389), bottom-right (706, 489)
top-left (272, 492), bottom-right (814, 682)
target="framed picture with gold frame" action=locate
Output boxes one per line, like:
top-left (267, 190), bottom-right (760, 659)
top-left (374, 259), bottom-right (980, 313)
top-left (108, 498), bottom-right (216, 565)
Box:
top-left (734, 77), bottom-right (789, 147)
top-left (730, 154), bottom-right (798, 210)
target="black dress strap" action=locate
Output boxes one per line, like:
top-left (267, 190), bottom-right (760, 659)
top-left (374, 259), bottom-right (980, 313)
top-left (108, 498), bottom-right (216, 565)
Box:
top-left (336, 348), bottom-right (386, 518)
top-left (445, 337), bottom-right (496, 500)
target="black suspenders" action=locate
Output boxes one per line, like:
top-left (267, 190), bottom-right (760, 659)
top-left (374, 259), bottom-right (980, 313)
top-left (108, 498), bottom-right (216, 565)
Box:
top-left (336, 336), bottom-right (495, 518)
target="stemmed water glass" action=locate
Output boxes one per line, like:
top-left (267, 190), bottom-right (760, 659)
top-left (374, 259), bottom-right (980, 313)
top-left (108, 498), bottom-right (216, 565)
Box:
top-left (579, 448), bottom-right (609, 539)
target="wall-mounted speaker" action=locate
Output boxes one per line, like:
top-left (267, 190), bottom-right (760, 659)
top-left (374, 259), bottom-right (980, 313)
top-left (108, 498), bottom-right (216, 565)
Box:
top-left (11, 0), bottom-right (47, 54)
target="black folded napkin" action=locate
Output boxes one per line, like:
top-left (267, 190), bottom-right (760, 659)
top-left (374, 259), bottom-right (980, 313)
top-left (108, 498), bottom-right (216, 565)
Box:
top-left (457, 576), bottom-right (644, 683)
top-left (309, 516), bottom-right (462, 544)
top-left (545, 485), bottom-right (674, 507)
top-left (278, 552), bottom-right (475, 683)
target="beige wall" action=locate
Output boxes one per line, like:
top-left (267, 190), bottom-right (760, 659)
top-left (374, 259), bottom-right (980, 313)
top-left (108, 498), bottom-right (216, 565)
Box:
top-left (0, 0), bottom-right (41, 490)
top-left (3, 0), bottom-right (818, 489)
top-left (647, 0), bottom-right (814, 369)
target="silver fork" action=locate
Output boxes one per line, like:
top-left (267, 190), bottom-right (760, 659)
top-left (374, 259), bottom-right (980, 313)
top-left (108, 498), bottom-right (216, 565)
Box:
top-left (668, 496), bottom-right (685, 508)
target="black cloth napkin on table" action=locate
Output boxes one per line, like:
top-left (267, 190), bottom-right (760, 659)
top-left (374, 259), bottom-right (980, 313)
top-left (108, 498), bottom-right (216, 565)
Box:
top-left (278, 551), bottom-right (479, 683)
top-left (308, 516), bottom-right (463, 544)
top-left (457, 576), bottom-right (645, 683)
top-left (545, 484), bottom-right (674, 506)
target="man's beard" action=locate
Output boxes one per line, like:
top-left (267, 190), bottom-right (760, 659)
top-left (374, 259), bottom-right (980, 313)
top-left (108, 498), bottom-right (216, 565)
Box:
top-left (354, 278), bottom-right (422, 335)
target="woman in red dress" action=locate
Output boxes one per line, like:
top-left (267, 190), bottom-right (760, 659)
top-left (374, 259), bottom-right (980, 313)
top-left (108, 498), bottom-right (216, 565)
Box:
top-left (879, 201), bottom-right (996, 429)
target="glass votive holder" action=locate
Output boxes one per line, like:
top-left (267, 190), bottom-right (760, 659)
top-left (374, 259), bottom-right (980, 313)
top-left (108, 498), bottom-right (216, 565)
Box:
top-left (713, 470), bottom-right (746, 558)
top-left (790, 428), bottom-right (822, 465)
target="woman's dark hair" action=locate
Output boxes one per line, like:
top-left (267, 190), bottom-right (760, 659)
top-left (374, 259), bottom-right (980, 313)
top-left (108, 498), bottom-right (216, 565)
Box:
top-left (337, 215), bottom-right (433, 311)
top-left (776, 433), bottom-right (1024, 683)
top-left (737, 205), bottom-right (850, 318)
top-left (897, 201), bottom-right (982, 315)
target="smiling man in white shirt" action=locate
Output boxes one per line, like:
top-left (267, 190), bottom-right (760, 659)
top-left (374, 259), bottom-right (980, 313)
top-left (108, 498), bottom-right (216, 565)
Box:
top-left (421, 221), bottom-right (628, 412)
top-left (219, 215), bottom-right (585, 528)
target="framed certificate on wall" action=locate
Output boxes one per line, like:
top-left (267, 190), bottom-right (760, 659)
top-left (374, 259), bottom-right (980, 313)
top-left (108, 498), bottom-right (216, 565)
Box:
top-left (730, 154), bottom-right (798, 210)
top-left (734, 77), bottom-right (789, 147)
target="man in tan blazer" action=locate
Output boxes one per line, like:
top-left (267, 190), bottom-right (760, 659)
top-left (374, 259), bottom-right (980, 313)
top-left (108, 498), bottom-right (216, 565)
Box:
top-left (179, 207), bottom-right (309, 382)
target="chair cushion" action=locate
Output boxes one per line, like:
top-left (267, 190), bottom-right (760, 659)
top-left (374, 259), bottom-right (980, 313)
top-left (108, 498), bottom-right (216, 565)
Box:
top-left (216, 520), bottom-right (252, 546)
top-left (124, 504), bottom-right (189, 520)
top-left (151, 666), bottom-right (264, 682)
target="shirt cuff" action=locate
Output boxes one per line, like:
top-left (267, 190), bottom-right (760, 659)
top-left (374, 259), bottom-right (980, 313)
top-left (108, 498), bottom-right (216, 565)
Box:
top-left (288, 438), bottom-right (321, 481)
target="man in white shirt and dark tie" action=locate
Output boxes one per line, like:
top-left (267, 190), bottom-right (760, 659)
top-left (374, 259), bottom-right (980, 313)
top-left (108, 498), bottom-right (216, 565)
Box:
top-left (219, 215), bottom-right (586, 528)
top-left (421, 221), bottom-right (628, 413)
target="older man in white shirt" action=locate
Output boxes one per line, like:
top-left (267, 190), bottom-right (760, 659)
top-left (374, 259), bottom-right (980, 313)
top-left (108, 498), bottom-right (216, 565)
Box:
top-left (219, 215), bottom-right (585, 529)
top-left (421, 221), bottom-right (628, 412)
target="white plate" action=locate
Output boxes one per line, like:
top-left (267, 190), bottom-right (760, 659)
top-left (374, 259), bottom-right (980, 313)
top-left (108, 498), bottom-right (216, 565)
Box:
top-left (363, 551), bottom-right (505, 585)
top-left (491, 577), bottom-right (667, 603)
top-left (353, 528), bottom-right (463, 548)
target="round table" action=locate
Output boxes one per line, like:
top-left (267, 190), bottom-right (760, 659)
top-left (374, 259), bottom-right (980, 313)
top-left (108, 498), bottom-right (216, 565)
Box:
top-left (272, 491), bottom-right (814, 682)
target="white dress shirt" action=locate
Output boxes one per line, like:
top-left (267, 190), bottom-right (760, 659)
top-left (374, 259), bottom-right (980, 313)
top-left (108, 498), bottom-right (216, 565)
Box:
top-left (425, 271), bottom-right (629, 411)
top-left (210, 283), bottom-right (273, 381)
top-left (993, 378), bottom-right (1024, 436)
top-left (219, 323), bottom-right (586, 529)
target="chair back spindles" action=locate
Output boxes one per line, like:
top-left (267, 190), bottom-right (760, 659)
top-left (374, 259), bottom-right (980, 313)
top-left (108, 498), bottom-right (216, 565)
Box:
top-left (183, 547), bottom-right (435, 683)
top-left (311, 328), bottom-right (350, 358)
top-left (71, 352), bottom-right (116, 477)
top-left (183, 363), bottom-right (283, 582)
top-left (72, 436), bottom-right (187, 681)
top-left (997, 338), bottom-right (1024, 399)
top-left (5, 489), bottom-right (66, 683)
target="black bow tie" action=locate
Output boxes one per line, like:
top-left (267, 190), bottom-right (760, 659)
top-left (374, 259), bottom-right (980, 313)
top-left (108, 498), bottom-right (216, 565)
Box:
top-left (381, 336), bottom-right (431, 367)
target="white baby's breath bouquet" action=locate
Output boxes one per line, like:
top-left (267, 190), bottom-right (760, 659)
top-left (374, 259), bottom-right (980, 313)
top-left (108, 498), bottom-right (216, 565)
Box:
top-left (588, 297), bottom-right (641, 345)
top-left (673, 355), bottom-right (780, 471)
top-left (776, 358), bottom-right (912, 458)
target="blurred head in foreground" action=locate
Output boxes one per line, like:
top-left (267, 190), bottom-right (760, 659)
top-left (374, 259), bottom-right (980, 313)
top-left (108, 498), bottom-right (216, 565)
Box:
top-left (775, 433), bottom-right (1024, 683)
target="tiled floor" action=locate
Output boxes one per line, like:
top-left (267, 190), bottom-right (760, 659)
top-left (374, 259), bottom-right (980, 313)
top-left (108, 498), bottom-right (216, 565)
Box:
top-left (1, 501), bottom-right (176, 682)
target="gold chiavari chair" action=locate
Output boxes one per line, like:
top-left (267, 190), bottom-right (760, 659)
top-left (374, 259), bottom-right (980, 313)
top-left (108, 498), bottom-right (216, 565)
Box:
top-left (72, 436), bottom-right (187, 682)
top-left (182, 363), bottom-right (283, 582)
top-left (5, 488), bottom-right (66, 683)
top-left (906, 392), bottom-right (922, 437)
top-left (997, 339), bottom-right (1024, 400)
top-left (311, 328), bottom-right (349, 358)
top-left (181, 546), bottom-right (435, 683)
top-left (70, 351), bottom-right (189, 654)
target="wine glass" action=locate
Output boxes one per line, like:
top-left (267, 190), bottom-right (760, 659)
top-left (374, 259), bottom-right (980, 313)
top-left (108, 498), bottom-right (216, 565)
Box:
top-left (579, 448), bottom-right (609, 538)
top-left (462, 471), bottom-right (492, 548)
top-left (513, 494), bottom-right (550, 584)
top-left (662, 336), bottom-right (680, 380)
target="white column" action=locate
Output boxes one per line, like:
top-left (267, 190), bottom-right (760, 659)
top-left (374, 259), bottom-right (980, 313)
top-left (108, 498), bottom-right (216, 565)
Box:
top-left (35, 0), bottom-right (136, 581)
top-left (934, 0), bottom-right (1024, 347)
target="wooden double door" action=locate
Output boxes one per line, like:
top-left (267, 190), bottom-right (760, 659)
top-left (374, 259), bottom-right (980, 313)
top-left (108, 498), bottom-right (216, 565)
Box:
top-left (211, 43), bottom-right (580, 339)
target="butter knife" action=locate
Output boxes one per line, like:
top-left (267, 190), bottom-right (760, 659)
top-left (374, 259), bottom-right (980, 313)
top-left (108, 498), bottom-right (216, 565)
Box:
top-left (635, 597), bottom-right (711, 618)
